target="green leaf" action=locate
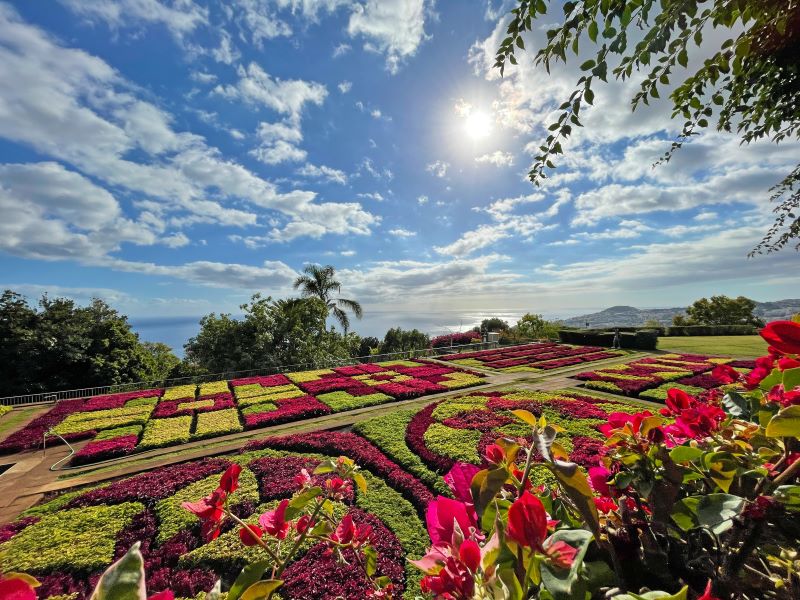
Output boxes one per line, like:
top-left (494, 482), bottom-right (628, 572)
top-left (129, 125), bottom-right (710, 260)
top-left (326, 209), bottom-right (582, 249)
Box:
top-left (782, 367), bottom-right (800, 392)
top-left (759, 367), bottom-right (782, 392)
top-left (89, 542), bottom-right (146, 600)
top-left (766, 404), bottom-right (800, 438)
top-left (363, 545), bottom-right (378, 577)
top-left (611, 587), bottom-right (688, 599)
top-left (471, 467), bottom-right (510, 518)
top-left (228, 561), bottom-right (272, 600)
top-left (722, 390), bottom-right (749, 418)
top-left (668, 446), bottom-right (703, 463)
top-left (547, 461), bottom-right (600, 538)
top-left (588, 21), bottom-right (598, 42)
top-left (584, 88), bottom-right (595, 105)
top-left (540, 529), bottom-right (593, 599)
top-left (352, 472), bottom-right (367, 495)
top-left (677, 49), bottom-right (688, 68)
top-left (285, 487), bottom-right (322, 519)
top-left (241, 580), bottom-right (284, 600)
top-left (671, 494), bottom-right (744, 535)
top-left (774, 485), bottom-right (800, 512)
top-left (516, 36), bottom-right (525, 50)
top-left (580, 59), bottom-right (596, 71)
top-left (511, 409), bottom-right (538, 427)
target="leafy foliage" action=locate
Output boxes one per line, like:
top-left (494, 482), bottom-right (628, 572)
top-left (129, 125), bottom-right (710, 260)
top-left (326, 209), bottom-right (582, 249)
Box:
top-left (681, 295), bottom-right (765, 327)
top-left (495, 0), bottom-right (800, 253)
top-left (293, 264), bottom-right (363, 333)
top-left (0, 290), bottom-right (180, 395)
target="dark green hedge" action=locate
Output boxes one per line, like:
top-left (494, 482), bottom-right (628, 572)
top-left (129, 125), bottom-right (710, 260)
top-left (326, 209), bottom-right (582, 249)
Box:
top-left (663, 324), bottom-right (758, 336)
top-left (557, 329), bottom-right (659, 350)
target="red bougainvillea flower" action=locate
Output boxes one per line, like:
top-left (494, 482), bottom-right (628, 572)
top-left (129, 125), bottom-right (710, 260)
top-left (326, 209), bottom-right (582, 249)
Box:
top-left (330, 513), bottom-right (372, 547)
top-left (181, 488), bottom-right (226, 541)
top-left (259, 499), bottom-right (291, 540)
top-left (778, 356), bottom-right (800, 372)
top-left (543, 539), bottom-right (578, 569)
top-left (698, 580), bottom-right (721, 600)
top-left (594, 497), bottom-right (618, 513)
top-left (483, 443), bottom-right (506, 465)
top-left (295, 514), bottom-right (314, 534)
top-left (444, 463), bottom-right (480, 522)
top-left (420, 556), bottom-right (476, 599)
top-left (325, 477), bottom-right (350, 500)
top-left (148, 591), bottom-right (175, 600)
top-left (0, 574), bottom-right (38, 600)
top-left (294, 468), bottom-right (312, 488)
top-left (665, 388), bottom-right (694, 415)
top-left (239, 524), bottom-right (264, 546)
top-left (458, 539), bottom-right (481, 573)
top-left (218, 463), bottom-right (242, 495)
top-left (744, 355), bottom-right (777, 389)
top-left (506, 491), bottom-right (548, 550)
top-left (598, 410), bottom-right (663, 443)
top-left (711, 364), bottom-right (740, 384)
top-left (426, 497), bottom-right (479, 547)
top-left (588, 466), bottom-right (613, 498)
top-left (760, 320), bottom-right (800, 356)
top-left (742, 495), bottom-right (779, 521)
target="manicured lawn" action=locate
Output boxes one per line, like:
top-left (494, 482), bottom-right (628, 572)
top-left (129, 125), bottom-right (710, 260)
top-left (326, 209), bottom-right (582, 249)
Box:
top-left (657, 335), bottom-right (767, 357)
top-left (0, 407), bottom-right (42, 438)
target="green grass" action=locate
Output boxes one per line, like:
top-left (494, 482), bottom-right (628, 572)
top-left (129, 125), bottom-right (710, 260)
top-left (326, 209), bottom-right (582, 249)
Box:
top-left (657, 335), bottom-right (767, 358)
top-left (0, 406), bottom-right (42, 438)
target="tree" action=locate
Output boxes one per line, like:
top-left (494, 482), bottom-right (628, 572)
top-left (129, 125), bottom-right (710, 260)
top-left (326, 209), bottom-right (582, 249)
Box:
top-left (513, 313), bottom-right (561, 340)
top-left (357, 336), bottom-right (381, 357)
top-left (379, 327), bottom-right (430, 355)
top-left (642, 319), bottom-right (663, 328)
top-left (495, 1), bottom-right (800, 253)
top-left (183, 294), bottom-right (356, 374)
top-left (683, 295), bottom-right (765, 326)
top-left (139, 342), bottom-right (181, 383)
top-left (0, 290), bottom-right (173, 395)
top-left (480, 317), bottom-right (510, 334)
top-left (293, 264), bottom-right (363, 332)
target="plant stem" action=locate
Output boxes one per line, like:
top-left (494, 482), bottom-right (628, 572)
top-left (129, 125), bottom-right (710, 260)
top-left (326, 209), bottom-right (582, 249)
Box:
top-left (225, 510), bottom-right (282, 564)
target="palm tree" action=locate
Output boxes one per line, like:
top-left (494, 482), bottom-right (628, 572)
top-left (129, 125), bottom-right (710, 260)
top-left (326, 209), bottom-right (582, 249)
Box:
top-left (293, 264), bottom-right (363, 332)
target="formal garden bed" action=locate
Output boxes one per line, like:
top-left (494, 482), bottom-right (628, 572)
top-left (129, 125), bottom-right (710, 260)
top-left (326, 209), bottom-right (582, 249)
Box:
top-left (0, 360), bottom-right (486, 466)
top-left (438, 342), bottom-right (624, 372)
top-left (0, 387), bottom-right (645, 599)
top-left (572, 353), bottom-right (757, 400)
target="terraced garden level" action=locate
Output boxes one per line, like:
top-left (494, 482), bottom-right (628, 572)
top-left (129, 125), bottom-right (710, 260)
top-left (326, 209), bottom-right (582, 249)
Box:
top-left (438, 341), bottom-right (624, 372)
top-left (0, 360), bottom-right (485, 466)
top-left (572, 352), bottom-right (756, 401)
top-left (0, 387), bottom-right (659, 600)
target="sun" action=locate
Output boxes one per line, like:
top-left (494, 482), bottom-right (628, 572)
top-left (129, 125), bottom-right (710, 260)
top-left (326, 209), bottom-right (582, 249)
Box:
top-left (464, 110), bottom-right (492, 140)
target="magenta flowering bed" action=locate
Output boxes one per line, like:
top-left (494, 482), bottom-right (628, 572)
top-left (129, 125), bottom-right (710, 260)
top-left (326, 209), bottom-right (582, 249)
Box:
top-left (0, 360), bottom-right (486, 467)
top-left (571, 352), bottom-right (756, 400)
top-left (439, 342), bottom-right (624, 372)
top-left (0, 431), bottom-right (434, 600)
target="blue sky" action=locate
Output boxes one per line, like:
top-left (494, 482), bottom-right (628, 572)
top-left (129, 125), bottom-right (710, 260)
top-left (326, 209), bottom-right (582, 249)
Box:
top-left (0, 0), bottom-right (798, 345)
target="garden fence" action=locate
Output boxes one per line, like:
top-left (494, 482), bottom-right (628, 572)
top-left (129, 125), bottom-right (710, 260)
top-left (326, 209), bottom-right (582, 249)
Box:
top-left (0, 340), bottom-right (500, 407)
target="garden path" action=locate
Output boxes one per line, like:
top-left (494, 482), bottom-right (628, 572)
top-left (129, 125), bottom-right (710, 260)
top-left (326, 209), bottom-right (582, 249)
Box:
top-left (0, 351), bottom-right (653, 522)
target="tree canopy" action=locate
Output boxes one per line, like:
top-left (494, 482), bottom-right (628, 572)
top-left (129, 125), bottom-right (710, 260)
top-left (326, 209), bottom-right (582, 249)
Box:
top-left (379, 327), bottom-right (430, 355)
top-left (495, 0), bottom-right (800, 253)
top-left (183, 294), bottom-right (359, 374)
top-left (480, 318), bottom-right (511, 333)
top-left (674, 294), bottom-right (765, 326)
top-left (513, 313), bottom-right (561, 339)
top-left (0, 290), bottom-right (178, 395)
top-left (293, 264), bottom-right (363, 332)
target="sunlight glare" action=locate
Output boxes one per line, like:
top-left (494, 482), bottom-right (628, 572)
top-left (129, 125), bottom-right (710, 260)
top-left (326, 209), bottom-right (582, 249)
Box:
top-left (464, 110), bottom-right (492, 140)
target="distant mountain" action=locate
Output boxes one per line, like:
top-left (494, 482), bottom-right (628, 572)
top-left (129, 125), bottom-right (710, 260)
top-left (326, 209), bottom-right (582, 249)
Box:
top-left (560, 300), bottom-right (800, 328)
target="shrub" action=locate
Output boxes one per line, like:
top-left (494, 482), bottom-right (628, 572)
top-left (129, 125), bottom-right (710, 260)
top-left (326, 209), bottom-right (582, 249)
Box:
top-left (316, 391), bottom-right (393, 411)
top-left (197, 380), bottom-right (229, 395)
top-left (192, 408), bottom-right (242, 440)
top-left (162, 384), bottom-right (198, 401)
top-left (0, 502), bottom-right (143, 572)
top-left (71, 434), bottom-right (139, 466)
top-left (138, 415), bottom-right (193, 450)
top-left (52, 401), bottom-right (156, 436)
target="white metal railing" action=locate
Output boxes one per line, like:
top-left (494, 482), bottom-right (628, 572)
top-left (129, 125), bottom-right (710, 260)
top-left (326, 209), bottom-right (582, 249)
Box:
top-left (0, 341), bottom-right (499, 407)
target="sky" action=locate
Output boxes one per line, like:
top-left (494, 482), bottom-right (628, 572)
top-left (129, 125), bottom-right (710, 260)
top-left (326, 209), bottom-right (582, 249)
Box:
top-left (0, 0), bottom-right (798, 348)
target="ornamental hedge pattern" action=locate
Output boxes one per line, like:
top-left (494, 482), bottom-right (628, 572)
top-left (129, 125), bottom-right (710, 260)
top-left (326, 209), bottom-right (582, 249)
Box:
top-left (439, 341), bottom-right (624, 372)
top-left (0, 360), bottom-right (486, 466)
top-left (0, 387), bottom-right (667, 599)
top-left (572, 352), bottom-right (756, 399)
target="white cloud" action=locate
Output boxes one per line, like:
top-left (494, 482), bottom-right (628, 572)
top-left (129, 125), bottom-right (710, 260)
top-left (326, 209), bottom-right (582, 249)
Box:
top-left (190, 71), bottom-right (217, 84)
top-left (347, 0), bottom-right (431, 74)
top-left (417, 195), bottom-right (428, 205)
top-left (214, 63), bottom-right (327, 119)
top-left (338, 80), bottom-right (352, 94)
top-left (0, 5), bottom-right (379, 257)
top-left (389, 228), bottom-right (416, 238)
top-left (340, 249), bottom-right (356, 256)
top-left (250, 120), bottom-right (306, 165)
top-left (358, 158), bottom-right (393, 180)
top-left (475, 150), bottom-right (514, 167)
top-left (59, 0), bottom-right (208, 40)
top-left (229, 129), bottom-right (246, 140)
top-left (695, 211), bottom-right (718, 221)
top-left (228, 0), bottom-right (292, 47)
top-left (211, 30), bottom-right (240, 64)
top-left (426, 160), bottom-right (449, 178)
top-left (296, 163), bottom-right (348, 184)
top-left (332, 42), bottom-right (351, 57)
top-left (357, 192), bottom-right (385, 201)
